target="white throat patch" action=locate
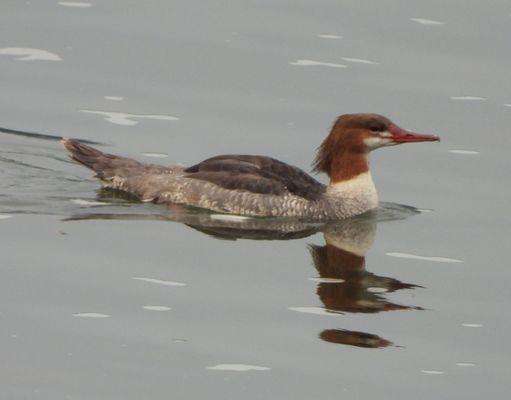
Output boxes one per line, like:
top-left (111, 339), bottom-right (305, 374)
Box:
top-left (363, 132), bottom-right (393, 150)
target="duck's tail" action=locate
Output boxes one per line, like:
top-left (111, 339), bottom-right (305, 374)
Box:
top-left (61, 138), bottom-right (144, 182)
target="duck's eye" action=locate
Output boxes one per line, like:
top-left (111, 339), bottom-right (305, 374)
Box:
top-left (369, 124), bottom-right (382, 132)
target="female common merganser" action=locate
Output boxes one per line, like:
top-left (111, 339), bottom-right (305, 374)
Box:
top-left (62, 113), bottom-right (438, 220)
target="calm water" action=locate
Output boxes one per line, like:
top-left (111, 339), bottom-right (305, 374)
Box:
top-left (1, 1), bottom-right (510, 399)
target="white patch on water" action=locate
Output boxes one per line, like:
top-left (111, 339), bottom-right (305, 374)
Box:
top-left (410, 18), bottom-right (445, 25)
top-left (80, 110), bottom-right (179, 126)
top-left (143, 305), bottom-right (171, 311)
top-left (456, 362), bottom-right (476, 367)
top-left (386, 252), bottom-right (462, 263)
top-left (462, 323), bottom-right (483, 328)
top-left (0, 214), bottom-right (13, 220)
top-left (0, 47), bottom-right (62, 61)
top-left (207, 364), bottom-right (270, 371)
top-left (367, 287), bottom-right (388, 293)
top-left (342, 57), bottom-right (378, 64)
top-left (210, 214), bottom-right (252, 222)
top-left (290, 59), bottom-right (347, 68)
top-left (421, 369), bottom-right (445, 375)
top-left (308, 277), bottom-right (345, 283)
top-left (418, 208), bottom-right (434, 213)
top-left (288, 307), bottom-right (343, 316)
top-left (104, 96), bottom-right (124, 101)
top-left (58, 1), bottom-right (92, 7)
top-left (448, 149), bottom-right (479, 155)
top-left (71, 199), bottom-right (109, 206)
top-left (133, 277), bottom-right (186, 287)
top-left (141, 152), bottom-right (169, 158)
top-left (317, 34), bottom-right (343, 39)
top-left (72, 313), bottom-right (110, 318)
top-left (450, 96), bottom-right (486, 101)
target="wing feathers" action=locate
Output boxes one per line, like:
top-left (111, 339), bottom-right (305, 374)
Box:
top-left (184, 155), bottom-right (325, 200)
top-left (188, 171), bottom-right (287, 196)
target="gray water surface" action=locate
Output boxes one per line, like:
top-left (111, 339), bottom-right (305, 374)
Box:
top-left (1, 1), bottom-right (510, 399)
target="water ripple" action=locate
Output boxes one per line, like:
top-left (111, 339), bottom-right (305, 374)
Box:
top-left (133, 277), bottom-right (186, 287)
top-left (207, 364), bottom-right (270, 371)
top-left (290, 59), bottom-right (347, 69)
top-left (0, 47), bottom-right (62, 61)
top-left (80, 110), bottom-right (179, 126)
top-left (386, 252), bottom-right (462, 263)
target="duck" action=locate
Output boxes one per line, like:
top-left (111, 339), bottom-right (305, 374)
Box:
top-left (62, 113), bottom-right (439, 220)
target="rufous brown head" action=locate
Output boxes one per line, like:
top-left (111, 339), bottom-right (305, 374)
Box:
top-left (313, 114), bottom-right (439, 179)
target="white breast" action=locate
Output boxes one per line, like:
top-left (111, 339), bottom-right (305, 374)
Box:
top-left (326, 172), bottom-right (379, 217)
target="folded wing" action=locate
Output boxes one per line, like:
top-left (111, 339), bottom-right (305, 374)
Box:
top-left (184, 155), bottom-right (326, 201)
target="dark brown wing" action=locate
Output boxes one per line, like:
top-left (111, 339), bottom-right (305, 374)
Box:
top-left (184, 155), bottom-right (325, 201)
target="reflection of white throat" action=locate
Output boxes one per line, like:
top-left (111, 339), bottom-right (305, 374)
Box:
top-left (323, 217), bottom-right (377, 256)
top-left (327, 172), bottom-right (378, 211)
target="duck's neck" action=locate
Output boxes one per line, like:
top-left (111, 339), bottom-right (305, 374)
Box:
top-left (328, 152), bottom-right (370, 182)
top-left (325, 155), bottom-right (378, 217)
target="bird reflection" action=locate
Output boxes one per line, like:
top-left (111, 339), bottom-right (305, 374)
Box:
top-left (68, 193), bottom-right (423, 348)
top-left (320, 329), bottom-right (393, 348)
top-left (312, 218), bottom-right (420, 315)
top-left (309, 214), bottom-right (422, 348)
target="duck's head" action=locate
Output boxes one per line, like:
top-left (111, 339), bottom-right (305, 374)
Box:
top-left (313, 113), bottom-right (439, 181)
